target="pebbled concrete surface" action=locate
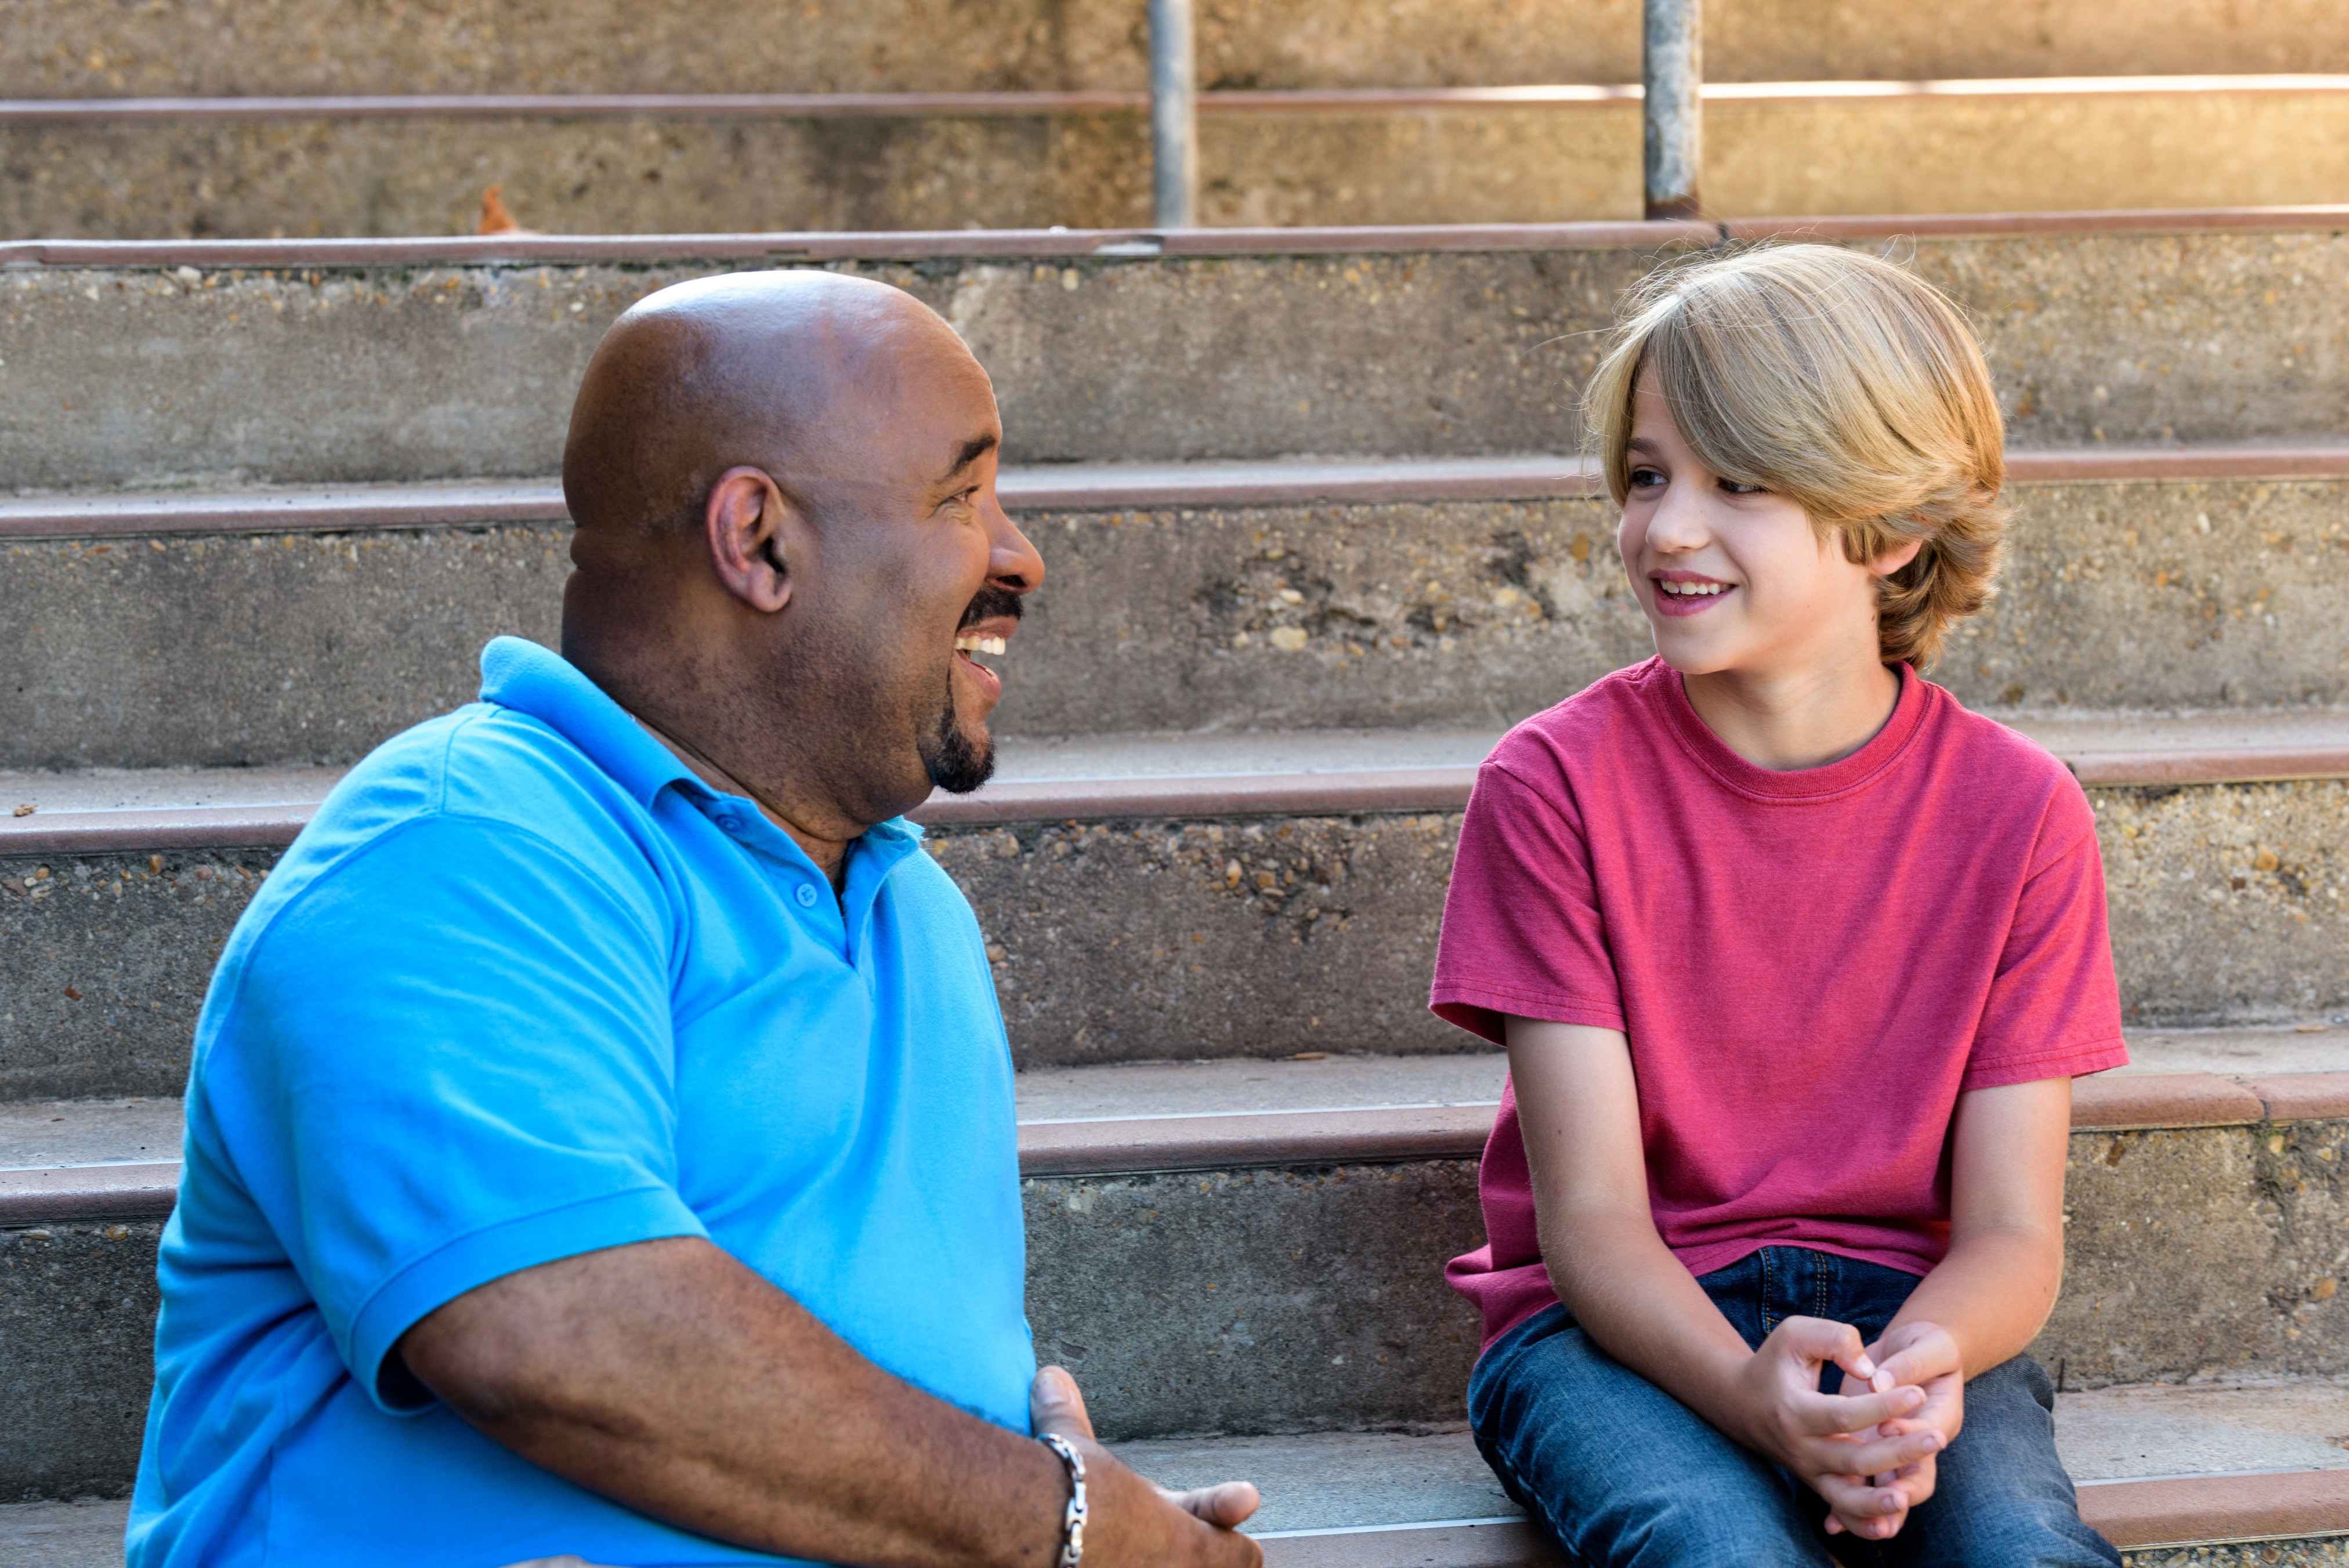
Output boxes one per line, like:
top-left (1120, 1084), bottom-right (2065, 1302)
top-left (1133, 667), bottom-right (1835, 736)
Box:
top-left (9, 478), bottom-right (2349, 767)
top-left (1025, 1161), bottom-right (1486, 1442)
top-left (5, 234), bottom-right (2348, 487)
top-left (8, 0), bottom-right (2340, 98)
top-left (0, 526), bottom-right (569, 770)
top-left (2098, 782), bottom-right (2349, 1028)
top-left (0, 1222), bottom-right (160, 1504)
top-left (0, 850), bottom-right (273, 1102)
top-left (2042, 1120), bottom-right (2349, 1388)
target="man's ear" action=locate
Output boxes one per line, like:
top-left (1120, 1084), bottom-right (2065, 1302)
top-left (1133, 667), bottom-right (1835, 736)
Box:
top-left (1871, 535), bottom-right (1927, 578)
top-left (704, 466), bottom-right (796, 614)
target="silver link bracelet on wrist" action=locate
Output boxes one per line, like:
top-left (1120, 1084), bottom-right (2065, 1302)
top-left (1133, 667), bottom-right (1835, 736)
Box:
top-left (1038, 1432), bottom-right (1089, 1568)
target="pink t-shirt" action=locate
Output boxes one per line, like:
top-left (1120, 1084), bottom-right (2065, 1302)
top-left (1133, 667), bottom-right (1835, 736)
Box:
top-left (1432, 657), bottom-right (2128, 1351)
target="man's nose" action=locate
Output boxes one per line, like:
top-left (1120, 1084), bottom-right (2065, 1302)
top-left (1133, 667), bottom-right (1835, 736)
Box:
top-left (985, 493), bottom-right (1047, 594)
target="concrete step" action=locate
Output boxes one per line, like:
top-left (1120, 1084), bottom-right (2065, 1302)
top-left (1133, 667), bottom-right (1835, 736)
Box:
top-left (5, 1055), bottom-right (2346, 1511)
top-left (7, 451), bottom-right (2349, 768)
top-left (8, 1413), bottom-right (2349, 1567)
top-left (8, 720), bottom-right (2349, 1095)
top-left (5, 1455), bottom-right (2348, 1568)
top-left (11, 0), bottom-right (2341, 99)
top-left (3, 218), bottom-right (2346, 488)
top-left (10, 78), bottom-right (2349, 235)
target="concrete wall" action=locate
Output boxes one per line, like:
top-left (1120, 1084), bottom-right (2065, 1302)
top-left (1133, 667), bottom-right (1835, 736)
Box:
top-left (10, 90), bottom-right (2349, 238)
top-left (8, 0), bottom-right (2344, 97)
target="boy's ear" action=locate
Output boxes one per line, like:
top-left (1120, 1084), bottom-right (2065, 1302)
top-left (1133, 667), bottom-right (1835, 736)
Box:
top-left (1870, 536), bottom-right (1927, 578)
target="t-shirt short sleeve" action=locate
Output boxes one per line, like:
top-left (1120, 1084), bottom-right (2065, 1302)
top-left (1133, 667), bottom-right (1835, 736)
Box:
top-left (1962, 778), bottom-right (2130, 1088)
top-left (200, 810), bottom-right (708, 1411)
top-left (1430, 761), bottom-right (1627, 1044)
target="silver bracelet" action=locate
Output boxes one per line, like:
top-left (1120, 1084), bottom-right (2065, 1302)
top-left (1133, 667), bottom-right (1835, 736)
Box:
top-left (1037, 1432), bottom-right (1088, 1568)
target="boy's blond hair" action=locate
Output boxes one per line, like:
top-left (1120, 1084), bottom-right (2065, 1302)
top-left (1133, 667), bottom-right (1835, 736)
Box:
top-left (1583, 243), bottom-right (2008, 672)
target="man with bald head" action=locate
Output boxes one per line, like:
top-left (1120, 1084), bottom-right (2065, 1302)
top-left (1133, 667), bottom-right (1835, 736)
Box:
top-left (131, 272), bottom-right (1261, 1567)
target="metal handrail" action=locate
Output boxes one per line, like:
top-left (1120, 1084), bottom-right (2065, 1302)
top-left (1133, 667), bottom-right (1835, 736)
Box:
top-left (1141, 0), bottom-right (1703, 226)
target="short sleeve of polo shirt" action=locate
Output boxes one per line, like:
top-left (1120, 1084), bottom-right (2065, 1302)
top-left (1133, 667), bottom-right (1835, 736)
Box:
top-left (204, 806), bottom-right (705, 1411)
top-left (1429, 761), bottom-right (1625, 1044)
top-left (1961, 777), bottom-right (2129, 1088)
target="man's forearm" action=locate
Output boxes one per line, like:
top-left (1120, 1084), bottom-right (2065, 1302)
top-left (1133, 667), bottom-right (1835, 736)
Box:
top-left (400, 1237), bottom-right (1179, 1568)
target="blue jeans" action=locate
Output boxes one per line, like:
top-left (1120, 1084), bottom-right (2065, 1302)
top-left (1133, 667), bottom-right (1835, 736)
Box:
top-left (1467, 1247), bottom-right (2120, 1568)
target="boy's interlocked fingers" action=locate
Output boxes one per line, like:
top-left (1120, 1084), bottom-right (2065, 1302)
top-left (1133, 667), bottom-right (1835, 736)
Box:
top-left (1735, 1317), bottom-right (1945, 1540)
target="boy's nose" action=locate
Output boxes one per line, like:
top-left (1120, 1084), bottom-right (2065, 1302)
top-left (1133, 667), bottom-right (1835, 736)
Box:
top-left (1645, 487), bottom-right (1713, 552)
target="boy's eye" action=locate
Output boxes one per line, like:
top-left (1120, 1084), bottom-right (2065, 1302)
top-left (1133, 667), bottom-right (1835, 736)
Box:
top-left (1628, 467), bottom-right (1666, 490)
top-left (1718, 477), bottom-right (1768, 495)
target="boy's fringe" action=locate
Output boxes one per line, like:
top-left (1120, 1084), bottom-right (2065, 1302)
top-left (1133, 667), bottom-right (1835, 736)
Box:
top-left (1581, 241), bottom-right (2010, 672)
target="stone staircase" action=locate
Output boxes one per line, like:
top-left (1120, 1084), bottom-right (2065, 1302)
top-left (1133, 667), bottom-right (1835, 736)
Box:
top-left (5, 0), bottom-right (2348, 235)
top-left (3, 211), bottom-right (2348, 1563)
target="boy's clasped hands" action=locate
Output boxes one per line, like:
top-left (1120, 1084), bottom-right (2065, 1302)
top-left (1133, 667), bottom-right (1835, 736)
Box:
top-left (1731, 1316), bottom-right (1964, 1542)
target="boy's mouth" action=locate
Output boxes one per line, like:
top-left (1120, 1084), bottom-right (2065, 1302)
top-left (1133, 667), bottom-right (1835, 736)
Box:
top-left (1651, 574), bottom-right (1735, 618)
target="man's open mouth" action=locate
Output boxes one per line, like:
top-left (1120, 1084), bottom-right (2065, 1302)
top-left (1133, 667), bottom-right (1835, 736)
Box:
top-left (954, 635), bottom-right (1008, 656)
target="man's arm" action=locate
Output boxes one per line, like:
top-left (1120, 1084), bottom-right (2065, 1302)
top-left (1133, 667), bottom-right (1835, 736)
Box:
top-left (1505, 1017), bottom-right (1939, 1537)
top-left (399, 1236), bottom-right (1261, 1568)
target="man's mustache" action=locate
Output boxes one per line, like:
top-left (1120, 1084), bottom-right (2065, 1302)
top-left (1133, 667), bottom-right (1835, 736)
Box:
top-left (958, 586), bottom-right (1026, 629)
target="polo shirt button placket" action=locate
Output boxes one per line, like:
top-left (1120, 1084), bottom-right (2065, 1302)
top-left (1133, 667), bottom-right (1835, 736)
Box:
top-left (794, 883), bottom-right (820, 909)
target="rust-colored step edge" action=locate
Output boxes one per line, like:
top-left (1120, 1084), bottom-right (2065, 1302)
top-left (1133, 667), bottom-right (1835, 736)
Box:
top-left (6, 74), bottom-right (2348, 124)
top-left (9, 448), bottom-right (2349, 543)
top-left (7, 207), bottom-right (2349, 269)
top-left (12, 1074), bottom-right (2344, 1228)
top-left (1251, 1469), bottom-right (2349, 1563)
top-left (13, 737), bottom-right (2349, 856)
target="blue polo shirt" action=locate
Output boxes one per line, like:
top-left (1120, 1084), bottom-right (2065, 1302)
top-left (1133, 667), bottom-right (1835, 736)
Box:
top-left (129, 637), bottom-right (1034, 1567)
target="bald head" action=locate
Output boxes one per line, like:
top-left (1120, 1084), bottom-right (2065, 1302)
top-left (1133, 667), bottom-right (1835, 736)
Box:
top-left (555, 267), bottom-right (1043, 857)
top-left (562, 270), bottom-right (983, 542)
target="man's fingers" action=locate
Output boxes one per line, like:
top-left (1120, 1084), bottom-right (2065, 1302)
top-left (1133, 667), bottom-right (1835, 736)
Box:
top-left (1029, 1364), bottom-right (1097, 1443)
top-left (1164, 1480), bottom-right (1263, 1529)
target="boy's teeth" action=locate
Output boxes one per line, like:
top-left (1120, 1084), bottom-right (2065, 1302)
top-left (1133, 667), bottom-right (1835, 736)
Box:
top-left (1660, 581), bottom-right (1727, 596)
top-left (955, 635), bottom-right (1008, 656)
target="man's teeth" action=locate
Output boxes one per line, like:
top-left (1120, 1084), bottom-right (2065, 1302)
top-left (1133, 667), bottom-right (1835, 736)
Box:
top-left (955, 635), bottom-right (1008, 656)
top-left (1658, 581), bottom-right (1729, 597)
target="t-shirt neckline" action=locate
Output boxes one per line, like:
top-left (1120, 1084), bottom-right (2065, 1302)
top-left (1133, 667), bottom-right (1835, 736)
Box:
top-left (1653, 658), bottom-right (1931, 801)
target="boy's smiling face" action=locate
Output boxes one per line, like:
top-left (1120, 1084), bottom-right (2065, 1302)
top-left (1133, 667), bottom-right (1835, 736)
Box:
top-left (1617, 381), bottom-right (1914, 683)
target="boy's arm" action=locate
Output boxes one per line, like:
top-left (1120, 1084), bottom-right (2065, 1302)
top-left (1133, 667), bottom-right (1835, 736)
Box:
top-left (1505, 1016), bottom-right (1940, 1534)
top-left (1866, 1074), bottom-right (2073, 1399)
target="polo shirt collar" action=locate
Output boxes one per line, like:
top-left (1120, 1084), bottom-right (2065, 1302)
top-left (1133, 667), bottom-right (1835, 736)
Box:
top-left (476, 639), bottom-right (929, 946)
top-left (479, 636), bottom-right (697, 809)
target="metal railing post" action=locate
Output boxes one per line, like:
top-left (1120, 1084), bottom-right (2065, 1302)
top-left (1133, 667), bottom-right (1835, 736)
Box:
top-left (1643, 0), bottom-right (1702, 220)
top-left (1148, 0), bottom-right (1198, 228)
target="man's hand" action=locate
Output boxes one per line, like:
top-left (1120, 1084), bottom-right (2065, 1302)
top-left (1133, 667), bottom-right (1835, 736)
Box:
top-left (1822, 1321), bottom-right (1965, 1542)
top-left (1030, 1365), bottom-right (1264, 1564)
top-left (1721, 1316), bottom-right (1944, 1540)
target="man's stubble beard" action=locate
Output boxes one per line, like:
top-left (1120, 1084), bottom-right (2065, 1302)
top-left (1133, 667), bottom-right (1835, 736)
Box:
top-left (920, 679), bottom-right (996, 795)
